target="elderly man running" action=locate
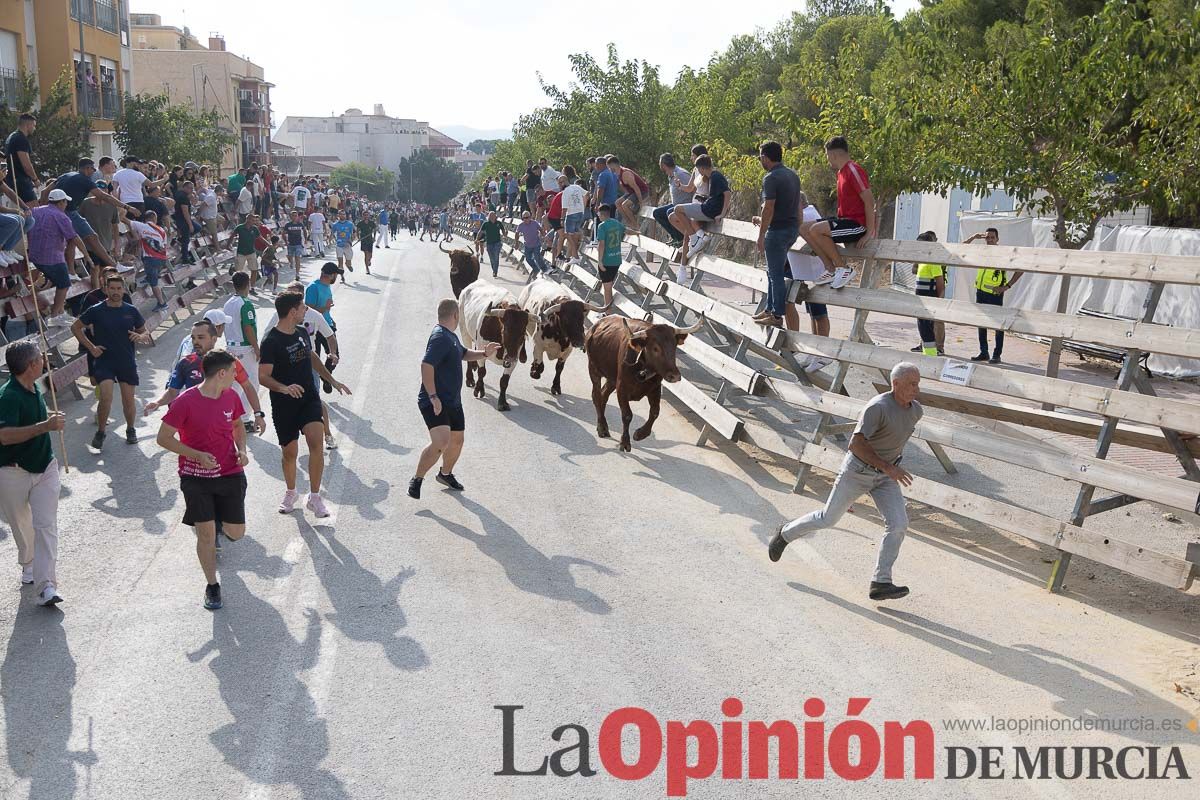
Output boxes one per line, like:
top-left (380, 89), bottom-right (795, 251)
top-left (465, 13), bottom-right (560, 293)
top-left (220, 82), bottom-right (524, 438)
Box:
top-left (768, 362), bottom-right (923, 601)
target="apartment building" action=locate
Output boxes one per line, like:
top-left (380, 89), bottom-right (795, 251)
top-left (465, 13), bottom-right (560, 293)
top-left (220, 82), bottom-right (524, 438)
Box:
top-left (274, 105), bottom-right (462, 172)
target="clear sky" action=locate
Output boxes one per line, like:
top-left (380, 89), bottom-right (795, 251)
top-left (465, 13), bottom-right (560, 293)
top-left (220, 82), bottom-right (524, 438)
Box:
top-left (135, 1), bottom-right (923, 138)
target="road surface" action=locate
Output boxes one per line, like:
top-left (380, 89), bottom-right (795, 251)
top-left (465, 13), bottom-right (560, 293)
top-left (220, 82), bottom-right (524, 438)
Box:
top-left (1, 234), bottom-right (1197, 799)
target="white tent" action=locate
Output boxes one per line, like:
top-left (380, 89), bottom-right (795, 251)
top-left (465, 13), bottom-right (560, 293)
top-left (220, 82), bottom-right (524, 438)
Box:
top-left (953, 214), bottom-right (1200, 378)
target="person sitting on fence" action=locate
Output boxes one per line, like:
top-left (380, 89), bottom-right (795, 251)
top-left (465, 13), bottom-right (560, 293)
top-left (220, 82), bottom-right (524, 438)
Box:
top-left (653, 152), bottom-right (694, 251)
top-left (0, 161), bottom-right (33, 267)
top-left (607, 156), bottom-right (649, 232)
top-left (667, 154), bottom-right (729, 264)
top-left (787, 192), bottom-right (833, 371)
top-left (28, 189), bottom-right (97, 328)
top-left (967, 227), bottom-right (1021, 365)
top-left (799, 135), bottom-right (874, 290)
top-left (910, 231), bottom-right (946, 357)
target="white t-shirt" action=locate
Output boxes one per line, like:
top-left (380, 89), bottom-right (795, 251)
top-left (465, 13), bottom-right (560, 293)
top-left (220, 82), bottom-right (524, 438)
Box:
top-left (309, 212), bottom-right (326, 234)
top-left (237, 186), bottom-right (254, 214)
top-left (540, 166), bottom-right (561, 193)
top-left (561, 184), bottom-right (586, 216)
top-left (111, 168), bottom-right (147, 203)
top-left (487, 181), bottom-right (498, 194)
top-left (197, 188), bottom-right (218, 220)
top-left (692, 167), bottom-right (709, 199)
top-left (787, 203), bottom-right (824, 281)
top-left (261, 307), bottom-right (334, 341)
top-left (291, 186), bottom-right (311, 211)
top-left (223, 294), bottom-right (255, 346)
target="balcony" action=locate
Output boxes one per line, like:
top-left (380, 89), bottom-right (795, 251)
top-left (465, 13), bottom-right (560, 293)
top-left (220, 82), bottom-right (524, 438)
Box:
top-left (239, 104), bottom-right (264, 126)
top-left (0, 68), bottom-right (18, 106)
top-left (76, 86), bottom-right (121, 119)
top-left (95, 0), bottom-right (119, 34)
top-left (70, 0), bottom-right (95, 25)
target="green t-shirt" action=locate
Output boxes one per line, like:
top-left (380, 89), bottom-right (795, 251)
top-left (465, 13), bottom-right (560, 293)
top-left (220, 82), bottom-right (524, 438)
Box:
top-left (228, 174), bottom-right (246, 196)
top-left (479, 220), bottom-right (504, 244)
top-left (597, 218), bottom-right (625, 267)
top-left (0, 378), bottom-right (52, 474)
top-left (233, 223), bottom-right (258, 255)
top-left (239, 297), bottom-right (257, 340)
top-left (357, 219), bottom-right (378, 243)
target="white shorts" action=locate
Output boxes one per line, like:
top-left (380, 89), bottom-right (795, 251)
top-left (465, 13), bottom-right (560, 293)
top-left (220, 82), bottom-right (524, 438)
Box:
top-left (337, 245), bottom-right (354, 261)
top-left (675, 202), bottom-right (713, 222)
top-left (234, 253), bottom-right (257, 273)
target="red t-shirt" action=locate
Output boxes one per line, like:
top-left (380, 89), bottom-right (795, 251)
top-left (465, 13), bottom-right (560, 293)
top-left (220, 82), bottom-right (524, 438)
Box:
top-left (547, 191), bottom-right (563, 220)
top-left (836, 160), bottom-right (871, 226)
top-left (161, 386), bottom-right (246, 478)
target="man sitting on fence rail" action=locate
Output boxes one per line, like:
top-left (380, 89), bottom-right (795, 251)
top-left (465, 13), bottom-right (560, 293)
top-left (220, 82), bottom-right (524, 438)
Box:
top-left (769, 362), bottom-right (922, 602)
top-left (800, 135), bottom-right (874, 290)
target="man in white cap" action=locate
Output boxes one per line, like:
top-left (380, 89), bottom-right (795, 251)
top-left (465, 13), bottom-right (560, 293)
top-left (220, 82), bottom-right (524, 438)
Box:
top-left (175, 308), bottom-right (233, 361)
top-left (28, 188), bottom-right (95, 326)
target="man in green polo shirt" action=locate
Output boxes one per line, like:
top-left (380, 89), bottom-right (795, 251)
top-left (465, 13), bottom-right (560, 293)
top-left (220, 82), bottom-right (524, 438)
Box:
top-left (0, 341), bottom-right (66, 606)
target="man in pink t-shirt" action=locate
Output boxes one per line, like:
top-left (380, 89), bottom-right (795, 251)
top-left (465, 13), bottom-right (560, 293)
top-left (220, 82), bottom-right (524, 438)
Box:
top-left (157, 349), bottom-right (249, 610)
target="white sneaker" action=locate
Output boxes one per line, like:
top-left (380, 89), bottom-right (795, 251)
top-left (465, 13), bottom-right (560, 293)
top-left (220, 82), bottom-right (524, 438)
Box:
top-left (0, 252), bottom-right (15, 265)
top-left (278, 488), bottom-right (299, 514)
top-left (830, 267), bottom-right (854, 289)
top-left (47, 313), bottom-right (74, 327)
top-left (804, 356), bottom-right (834, 373)
top-left (812, 270), bottom-right (836, 286)
top-left (306, 492), bottom-right (331, 518)
top-left (324, 434), bottom-right (337, 450)
top-left (38, 584), bottom-right (63, 606)
top-left (20, 565), bottom-right (32, 585)
top-left (688, 232), bottom-right (702, 249)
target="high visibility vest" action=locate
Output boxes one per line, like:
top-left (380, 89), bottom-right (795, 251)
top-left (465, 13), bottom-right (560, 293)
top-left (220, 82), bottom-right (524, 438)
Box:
top-left (975, 267), bottom-right (1006, 294)
top-left (915, 263), bottom-right (944, 294)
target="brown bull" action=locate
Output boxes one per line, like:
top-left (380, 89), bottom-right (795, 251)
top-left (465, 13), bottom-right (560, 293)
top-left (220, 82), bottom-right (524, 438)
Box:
top-left (584, 314), bottom-right (704, 452)
top-left (440, 240), bottom-right (480, 298)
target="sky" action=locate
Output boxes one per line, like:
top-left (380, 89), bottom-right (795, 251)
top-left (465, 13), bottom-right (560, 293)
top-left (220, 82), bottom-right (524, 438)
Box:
top-left (137, 1), bottom-right (923, 140)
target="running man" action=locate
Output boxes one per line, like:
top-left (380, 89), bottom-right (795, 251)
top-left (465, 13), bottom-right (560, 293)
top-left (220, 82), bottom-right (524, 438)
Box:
top-left (331, 210), bottom-right (356, 273)
top-left (594, 203), bottom-right (625, 308)
top-left (71, 275), bottom-right (151, 449)
top-left (408, 298), bottom-right (499, 499)
top-left (800, 136), bottom-right (875, 289)
top-left (768, 362), bottom-right (922, 601)
top-left (156, 349), bottom-right (249, 610)
top-left (356, 211), bottom-right (377, 275)
top-left (283, 210), bottom-right (308, 274)
top-left (259, 292), bottom-right (350, 518)
top-left (222, 272), bottom-right (260, 428)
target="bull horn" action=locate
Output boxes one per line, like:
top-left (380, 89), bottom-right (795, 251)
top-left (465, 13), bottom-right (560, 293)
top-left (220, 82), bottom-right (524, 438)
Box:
top-left (542, 302), bottom-right (564, 318)
top-left (487, 307), bottom-right (507, 319)
top-left (438, 239), bottom-right (452, 254)
top-left (583, 298), bottom-right (612, 313)
top-left (620, 316), bottom-right (647, 341)
top-left (675, 314), bottom-right (705, 335)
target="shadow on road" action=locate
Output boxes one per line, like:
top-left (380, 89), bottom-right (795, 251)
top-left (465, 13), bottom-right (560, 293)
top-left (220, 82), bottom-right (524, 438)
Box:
top-left (187, 538), bottom-right (348, 800)
top-left (298, 519), bottom-right (429, 672)
top-left (417, 495), bottom-right (616, 615)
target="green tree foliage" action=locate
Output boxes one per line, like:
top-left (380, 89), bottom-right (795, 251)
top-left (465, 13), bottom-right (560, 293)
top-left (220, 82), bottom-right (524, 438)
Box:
top-left (466, 139), bottom-right (503, 155)
top-left (331, 161), bottom-right (396, 202)
top-left (114, 93), bottom-right (237, 168)
top-left (394, 150), bottom-right (463, 206)
top-left (0, 69), bottom-right (91, 178)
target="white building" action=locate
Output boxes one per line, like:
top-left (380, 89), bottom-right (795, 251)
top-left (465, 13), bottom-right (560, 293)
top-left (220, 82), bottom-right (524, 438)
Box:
top-left (273, 105), bottom-right (461, 172)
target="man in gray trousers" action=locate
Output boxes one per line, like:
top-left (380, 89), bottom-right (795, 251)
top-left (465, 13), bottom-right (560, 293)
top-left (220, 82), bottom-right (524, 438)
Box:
top-left (769, 362), bottom-right (922, 600)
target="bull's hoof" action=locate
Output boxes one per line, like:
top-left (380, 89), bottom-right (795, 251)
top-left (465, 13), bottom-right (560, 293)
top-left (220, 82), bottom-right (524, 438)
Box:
top-left (596, 424), bottom-right (610, 439)
top-left (474, 385), bottom-right (485, 399)
top-left (619, 436), bottom-right (632, 453)
top-left (550, 381), bottom-right (562, 396)
top-left (497, 400), bottom-right (511, 412)
top-left (633, 425), bottom-right (653, 441)
top-left (465, 374), bottom-right (475, 388)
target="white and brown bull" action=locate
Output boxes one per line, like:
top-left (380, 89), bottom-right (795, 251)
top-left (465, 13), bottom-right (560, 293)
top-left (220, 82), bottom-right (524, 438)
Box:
top-left (584, 314), bottom-right (704, 452)
top-left (518, 278), bottom-right (609, 396)
top-left (459, 281), bottom-right (532, 412)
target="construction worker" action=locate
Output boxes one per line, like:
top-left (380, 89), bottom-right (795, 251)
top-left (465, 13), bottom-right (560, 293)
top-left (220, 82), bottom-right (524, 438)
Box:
top-left (911, 231), bottom-right (945, 357)
top-left (968, 227), bottom-right (1020, 365)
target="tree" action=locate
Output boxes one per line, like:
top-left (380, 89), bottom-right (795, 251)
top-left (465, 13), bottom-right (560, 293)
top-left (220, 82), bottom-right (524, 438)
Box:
top-left (395, 150), bottom-right (464, 206)
top-left (466, 139), bottom-right (503, 155)
top-left (0, 69), bottom-right (91, 178)
top-left (114, 93), bottom-right (237, 168)
top-left (330, 162), bottom-right (396, 202)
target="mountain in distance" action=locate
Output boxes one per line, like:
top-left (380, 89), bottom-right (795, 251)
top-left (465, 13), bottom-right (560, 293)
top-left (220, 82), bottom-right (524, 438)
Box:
top-left (435, 124), bottom-right (512, 147)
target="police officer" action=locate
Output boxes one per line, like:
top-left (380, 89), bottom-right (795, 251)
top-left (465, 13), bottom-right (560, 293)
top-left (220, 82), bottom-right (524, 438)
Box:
top-left (968, 227), bottom-right (1021, 365)
top-left (910, 231), bottom-right (945, 357)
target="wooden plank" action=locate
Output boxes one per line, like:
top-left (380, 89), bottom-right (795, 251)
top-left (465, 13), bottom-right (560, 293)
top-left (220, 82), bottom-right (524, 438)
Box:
top-left (802, 442), bottom-right (1195, 589)
top-left (661, 280), bottom-right (781, 349)
top-left (47, 354), bottom-right (89, 392)
top-left (779, 327), bottom-right (1200, 435)
top-left (662, 375), bottom-right (743, 442)
top-left (805, 284), bottom-right (1200, 360)
top-left (768, 377), bottom-right (1200, 514)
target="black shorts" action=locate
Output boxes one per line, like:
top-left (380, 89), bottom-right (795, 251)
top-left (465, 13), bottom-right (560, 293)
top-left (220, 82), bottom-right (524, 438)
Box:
top-left (599, 265), bottom-right (619, 284)
top-left (12, 176), bottom-right (36, 203)
top-left (805, 302), bottom-right (829, 318)
top-left (361, 242), bottom-right (373, 252)
top-left (92, 357), bottom-right (139, 386)
top-left (270, 395), bottom-right (324, 446)
top-left (181, 473), bottom-right (248, 526)
top-left (548, 218), bottom-right (562, 230)
top-left (419, 400), bottom-right (465, 432)
top-left (818, 216), bottom-right (868, 243)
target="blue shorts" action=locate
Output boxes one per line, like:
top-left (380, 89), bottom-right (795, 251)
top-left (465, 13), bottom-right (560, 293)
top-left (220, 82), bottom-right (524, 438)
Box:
top-left (92, 357), bottom-right (138, 386)
top-left (620, 192), bottom-right (642, 213)
top-left (564, 213), bottom-right (583, 233)
top-left (68, 210), bottom-right (96, 239)
top-left (142, 257), bottom-right (165, 287)
top-left (34, 262), bottom-right (71, 289)
top-left (805, 302), bottom-right (828, 318)
top-left (287, 244), bottom-right (305, 258)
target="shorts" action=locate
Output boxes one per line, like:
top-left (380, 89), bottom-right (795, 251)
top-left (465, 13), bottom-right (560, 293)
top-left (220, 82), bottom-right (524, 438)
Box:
top-left (181, 473), bottom-right (248, 526)
top-left (337, 244), bottom-right (354, 261)
top-left (599, 264), bottom-right (619, 284)
top-left (361, 241), bottom-right (373, 252)
top-left (34, 262), bottom-right (71, 290)
top-left (805, 302), bottom-right (828, 319)
top-left (819, 216), bottom-right (868, 243)
top-left (675, 201), bottom-right (713, 222)
top-left (203, 218), bottom-right (220, 239)
top-left (620, 192), bottom-right (642, 213)
top-left (68, 210), bottom-right (96, 239)
top-left (12, 176), bottom-right (36, 203)
top-left (287, 244), bottom-right (305, 258)
top-left (564, 213), bottom-right (583, 233)
top-left (548, 217), bottom-right (562, 230)
top-left (419, 400), bottom-right (465, 432)
top-left (92, 357), bottom-right (139, 386)
top-left (142, 257), bottom-right (166, 287)
top-left (270, 394), bottom-right (324, 447)
top-left (234, 253), bottom-right (257, 273)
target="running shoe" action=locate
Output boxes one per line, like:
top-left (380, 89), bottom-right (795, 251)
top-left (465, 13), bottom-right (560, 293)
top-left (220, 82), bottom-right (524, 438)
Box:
top-left (869, 581), bottom-right (910, 601)
top-left (20, 565), bottom-right (33, 585)
top-left (829, 267), bottom-right (854, 289)
top-left (306, 493), bottom-right (331, 518)
top-left (804, 356), bottom-right (834, 373)
top-left (690, 232), bottom-right (711, 257)
top-left (768, 524), bottom-right (789, 562)
top-left (38, 585), bottom-right (63, 606)
top-left (90, 430), bottom-right (106, 450)
top-left (153, 302), bottom-right (170, 312)
top-left (325, 434), bottom-right (337, 450)
top-left (279, 488), bottom-right (298, 514)
top-left (125, 426), bottom-right (137, 444)
top-left (407, 477), bottom-right (422, 499)
top-left (46, 313), bottom-right (74, 327)
top-left (812, 270), bottom-right (836, 286)
top-left (436, 471), bottom-right (465, 491)
top-left (204, 582), bottom-right (222, 610)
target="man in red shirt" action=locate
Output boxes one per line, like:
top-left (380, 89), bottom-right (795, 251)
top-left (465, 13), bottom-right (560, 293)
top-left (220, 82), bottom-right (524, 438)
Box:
top-left (800, 136), bottom-right (876, 289)
top-left (544, 174), bottom-right (567, 271)
top-left (156, 349), bottom-right (249, 610)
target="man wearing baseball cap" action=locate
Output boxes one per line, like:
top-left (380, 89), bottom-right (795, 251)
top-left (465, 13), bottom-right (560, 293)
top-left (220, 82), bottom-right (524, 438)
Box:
top-left (28, 188), bottom-right (95, 327)
top-left (174, 308), bottom-right (232, 362)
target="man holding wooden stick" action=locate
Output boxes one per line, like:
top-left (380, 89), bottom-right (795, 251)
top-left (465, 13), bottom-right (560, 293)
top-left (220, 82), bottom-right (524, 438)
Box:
top-left (768, 362), bottom-right (923, 601)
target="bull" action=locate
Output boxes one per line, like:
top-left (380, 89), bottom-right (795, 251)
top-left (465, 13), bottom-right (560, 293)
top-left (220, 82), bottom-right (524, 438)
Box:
top-left (584, 314), bottom-right (704, 452)
top-left (459, 281), bottom-right (531, 412)
top-left (518, 278), bottom-right (609, 396)
top-left (439, 240), bottom-right (480, 298)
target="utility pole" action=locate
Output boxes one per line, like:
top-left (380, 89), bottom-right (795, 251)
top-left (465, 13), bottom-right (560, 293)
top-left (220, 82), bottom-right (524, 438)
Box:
top-left (77, 17), bottom-right (89, 117)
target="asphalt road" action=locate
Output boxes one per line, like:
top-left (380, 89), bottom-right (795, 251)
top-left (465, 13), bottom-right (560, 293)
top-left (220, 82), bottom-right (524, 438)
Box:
top-left (1, 234), bottom-right (1197, 799)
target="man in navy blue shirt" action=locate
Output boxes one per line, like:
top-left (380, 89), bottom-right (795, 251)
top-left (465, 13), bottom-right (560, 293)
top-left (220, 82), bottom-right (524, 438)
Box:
top-left (408, 298), bottom-right (499, 499)
top-left (52, 158), bottom-right (136, 270)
